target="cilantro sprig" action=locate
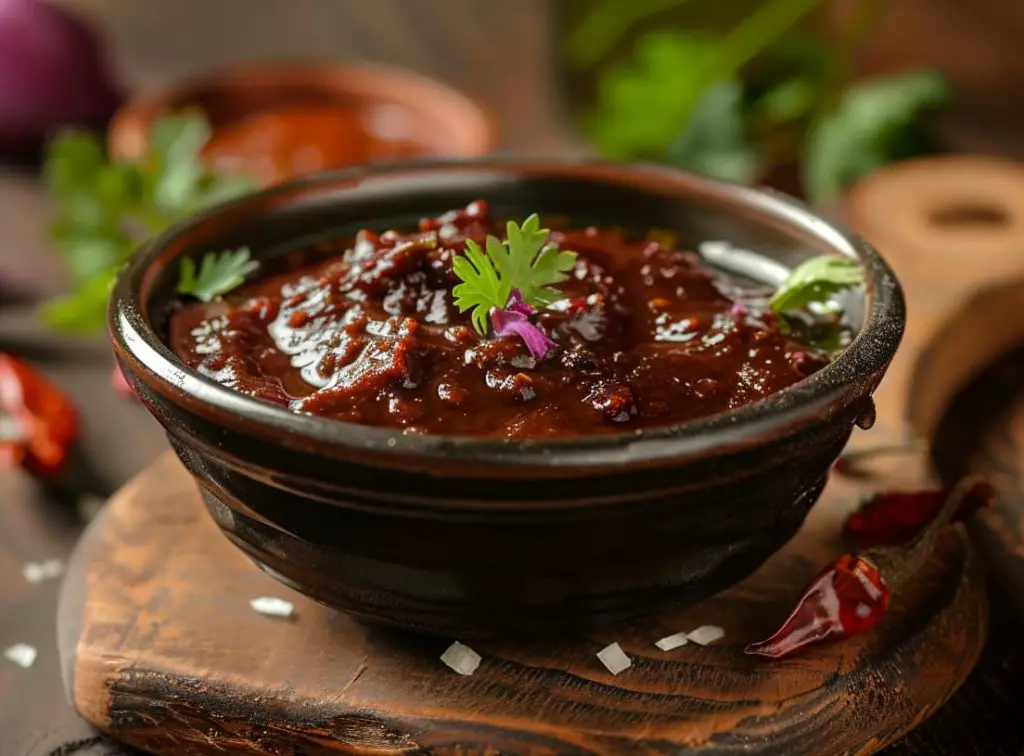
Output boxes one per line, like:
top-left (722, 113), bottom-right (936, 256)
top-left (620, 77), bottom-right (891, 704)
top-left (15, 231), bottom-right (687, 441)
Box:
top-left (177, 249), bottom-right (258, 303)
top-left (42, 111), bottom-right (255, 333)
top-left (573, 1), bottom-right (951, 204)
top-left (769, 255), bottom-right (863, 313)
top-left (452, 215), bottom-right (577, 335)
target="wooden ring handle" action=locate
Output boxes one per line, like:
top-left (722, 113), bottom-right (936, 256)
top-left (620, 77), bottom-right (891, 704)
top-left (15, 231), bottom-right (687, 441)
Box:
top-left (845, 155), bottom-right (1024, 448)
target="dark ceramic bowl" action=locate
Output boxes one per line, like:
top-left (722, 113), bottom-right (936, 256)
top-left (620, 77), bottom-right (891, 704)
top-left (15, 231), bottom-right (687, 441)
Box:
top-left (110, 160), bottom-right (904, 637)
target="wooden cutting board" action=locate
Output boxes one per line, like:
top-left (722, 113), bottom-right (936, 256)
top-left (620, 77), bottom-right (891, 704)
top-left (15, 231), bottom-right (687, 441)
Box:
top-left (55, 155), bottom-right (1024, 755)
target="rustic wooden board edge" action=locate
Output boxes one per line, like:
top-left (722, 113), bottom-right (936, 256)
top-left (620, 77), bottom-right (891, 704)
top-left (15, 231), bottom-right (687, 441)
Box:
top-left (56, 455), bottom-right (989, 756)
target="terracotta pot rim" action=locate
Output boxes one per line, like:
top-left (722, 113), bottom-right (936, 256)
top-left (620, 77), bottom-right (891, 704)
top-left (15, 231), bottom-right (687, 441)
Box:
top-left (107, 60), bottom-right (499, 161)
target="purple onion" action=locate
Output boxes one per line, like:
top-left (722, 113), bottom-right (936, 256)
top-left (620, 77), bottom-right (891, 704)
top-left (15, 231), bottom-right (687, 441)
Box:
top-left (0, 0), bottom-right (121, 151)
top-left (491, 288), bottom-right (557, 360)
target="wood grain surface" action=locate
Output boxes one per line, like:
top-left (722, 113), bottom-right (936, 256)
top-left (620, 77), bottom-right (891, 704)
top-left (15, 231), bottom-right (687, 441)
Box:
top-left (31, 155), bottom-right (1024, 756)
top-left (56, 149), bottom-right (1024, 756)
top-left (59, 453), bottom-right (983, 756)
top-left (6, 2), bottom-right (1024, 753)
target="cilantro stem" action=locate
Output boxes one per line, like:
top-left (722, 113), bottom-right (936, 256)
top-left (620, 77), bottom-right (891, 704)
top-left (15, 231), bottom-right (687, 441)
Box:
top-left (703, 0), bottom-right (823, 86)
top-left (564, 0), bottom-right (695, 69)
top-left (808, 0), bottom-right (887, 128)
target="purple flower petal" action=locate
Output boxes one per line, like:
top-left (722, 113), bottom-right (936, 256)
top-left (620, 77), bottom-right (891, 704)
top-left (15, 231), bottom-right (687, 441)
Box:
top-left (497, 319), bottom-right (557, 360)
top-left (489, 289), bottom-right (556, 360)
top-left (491, 304), bottom-right (528, 333)
top-left (505, 288), bottom-right (535, 317)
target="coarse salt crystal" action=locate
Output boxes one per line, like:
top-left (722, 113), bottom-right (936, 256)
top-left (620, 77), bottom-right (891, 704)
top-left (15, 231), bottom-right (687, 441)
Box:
top-left (597, 642), bottom-right (632, 675)
top-left (654, 632), bottom-right (689, 651)
top-left (249, 597), bottom-right (295, 618)
top-left (4, 643), bottom-right (37, 668)
top-left (440, 641), bottom-right (481, 676)
top-left (687, 625), bottom-right (725, 646)
top-left (22, 558), bottom-right (64, 584)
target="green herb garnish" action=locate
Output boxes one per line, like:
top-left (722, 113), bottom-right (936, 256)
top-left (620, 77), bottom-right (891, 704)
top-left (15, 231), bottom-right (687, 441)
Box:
top-left (770, 255), bottom-right (863, 313)
top-left (803, 69), bottom-right (950, 205)
top-left (177, 249), bottom-right (258, 303)
top-left (452, 215), bottom-right (577, 335)
top-left (571, 0), bottom-right (950, 203)
top-left (42, 111), bottom-right (255, 333)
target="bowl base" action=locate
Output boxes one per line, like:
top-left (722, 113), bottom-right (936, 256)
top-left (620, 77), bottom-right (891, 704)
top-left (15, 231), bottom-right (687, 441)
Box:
top-left (58, 453), bottom-right (985, 756)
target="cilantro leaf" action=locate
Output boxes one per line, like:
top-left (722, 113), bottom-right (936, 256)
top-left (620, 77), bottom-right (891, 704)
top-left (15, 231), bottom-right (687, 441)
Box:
top-left (452, 239), bottom-right (506, 335)
top-left (769, 255), bottom-right (863, 313)
top-left (41, 111), bottom-right (256, 334)
top-left (563, 0), bottom-right (696, 70)
top-left (451, 216), bottom-right (578, 335)
top-left (525, 245), bottom-right (579, 306)
top-left (804, 69), bottom-right (950, 205)
top-left (586, 31), bottom-right (719, 160)
top-left (40, 267), bottom-right (121, 332)
top-left (147, 110), bottom-right (212, 214)
top-left (177, 248), bottom-right (259, 303)
top-left (667, 80), bottom-right (762, 184)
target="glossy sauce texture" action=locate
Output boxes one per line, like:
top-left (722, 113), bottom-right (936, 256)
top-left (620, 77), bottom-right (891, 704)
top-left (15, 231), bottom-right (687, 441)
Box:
top-left (168, 202), bottom-right (828, 438)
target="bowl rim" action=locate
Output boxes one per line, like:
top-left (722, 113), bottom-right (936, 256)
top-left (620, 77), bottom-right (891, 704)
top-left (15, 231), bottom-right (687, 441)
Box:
top-left (107, 60), bottom-right (500, 161)
top-left (109, 157), bottom-right (905, 470)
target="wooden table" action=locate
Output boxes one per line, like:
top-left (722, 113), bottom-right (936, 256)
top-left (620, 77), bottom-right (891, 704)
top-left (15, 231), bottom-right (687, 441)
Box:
top-left (2, 169), bottom-right (1024, 756)
top-left (5, 2), bottom-right (1024, 752)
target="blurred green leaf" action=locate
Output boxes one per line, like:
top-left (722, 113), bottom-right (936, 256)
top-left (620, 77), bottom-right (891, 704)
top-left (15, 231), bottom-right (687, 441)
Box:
top-left (564, 0), bottom-right (695, 69)
top-left (584, 0), bottom-right (823, 164)
top-left (48, 230), bottom-right (134, 285)
top-left (42, 111), bottom-right (256, 335)
top-left (146, 110), bottom-right (214, 216)
top-left (43, 131), bottom-right (106, 194)
top-left (40, 268), bottom-right (119, 333)
top-left (667, 81), bottom-right (762, 183)
top-left (586, 31), bottom-right (720, 159)
top-left (804, 68), bottom-right (951, 204)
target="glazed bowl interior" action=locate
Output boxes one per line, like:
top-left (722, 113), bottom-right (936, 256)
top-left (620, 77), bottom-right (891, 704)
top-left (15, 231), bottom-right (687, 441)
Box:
top-left (116, 159), bottom-right (902, 473)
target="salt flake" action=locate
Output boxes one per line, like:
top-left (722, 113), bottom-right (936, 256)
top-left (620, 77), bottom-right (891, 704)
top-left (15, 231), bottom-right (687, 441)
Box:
top-left (655, 632), bottom-right (689, 651)
top-left (4, 643), bottom-right (37, 668)
top-left (597, 642), bottom-right (632, 675)
top-left (440, 641), bottom-right (481, 676)
top-left (249, 597), bottom-right (295, 618)
top-left (687, 625), bottom-right (725, 646)
top-left (22, 558), bottom-right (65, 584)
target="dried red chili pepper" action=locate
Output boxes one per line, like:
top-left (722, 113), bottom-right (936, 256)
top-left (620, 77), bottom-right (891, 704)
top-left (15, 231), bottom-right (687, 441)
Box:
top-left (745, 555), bottom-right (890, 659)
top-left (845, 480), bottom-right (994, 548)
top-left (0, 353), bottom-right (79, 478)
top-left (747, 475), bottom-right (989, 660)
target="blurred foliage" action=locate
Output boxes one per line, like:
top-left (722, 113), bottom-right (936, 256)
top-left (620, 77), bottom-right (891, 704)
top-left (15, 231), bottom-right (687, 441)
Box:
top-left (563, 0), bottom-right (951, 204)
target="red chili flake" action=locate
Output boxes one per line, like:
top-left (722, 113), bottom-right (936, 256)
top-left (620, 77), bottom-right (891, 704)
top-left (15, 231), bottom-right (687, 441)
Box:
top-left (288, 310), bottom-right (311, 328)
top-left (567, 296), bottom-right (590, 315)
top-left (844, 481), bottom-right (994, 548)
top-left (238, 296), bottom-right (279, 321)
top-left (745, 555), bottom-right (890, 659)
top-left (465, 199), bottom-right (488, 218)
top-left (0, 354), bottom-right (79, 479)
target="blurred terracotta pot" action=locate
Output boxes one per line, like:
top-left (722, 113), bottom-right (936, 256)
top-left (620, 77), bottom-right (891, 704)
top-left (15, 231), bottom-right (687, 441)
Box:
top-left (108, 62), bottom-right (498, 184)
